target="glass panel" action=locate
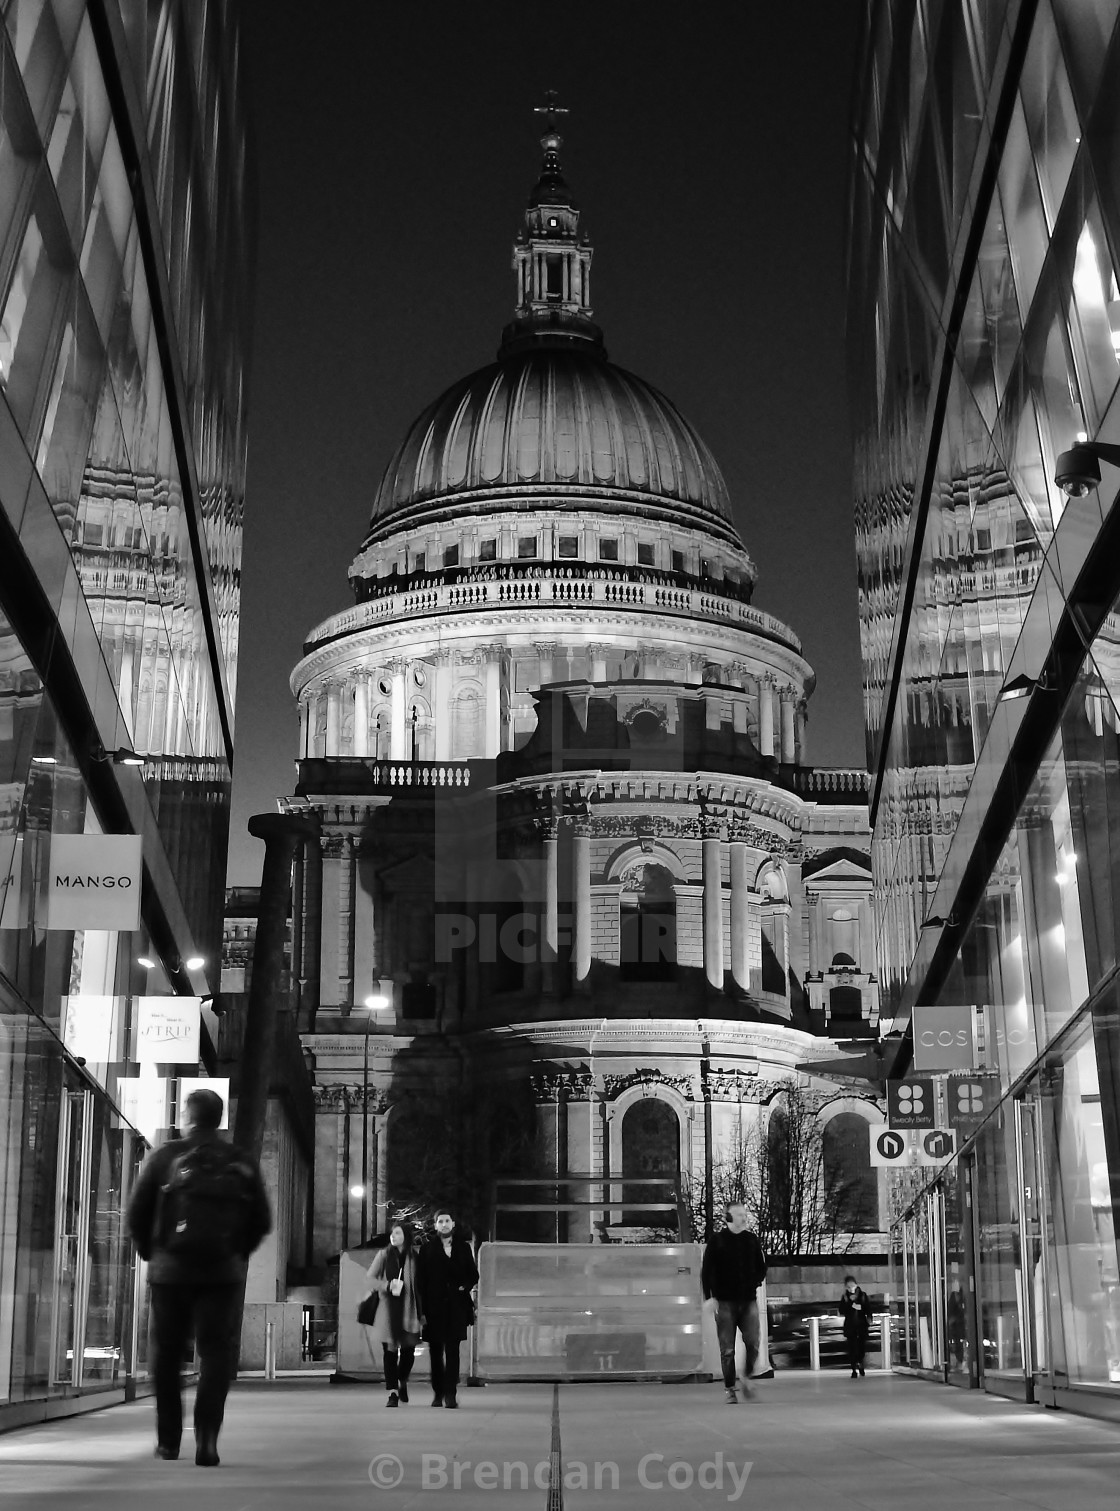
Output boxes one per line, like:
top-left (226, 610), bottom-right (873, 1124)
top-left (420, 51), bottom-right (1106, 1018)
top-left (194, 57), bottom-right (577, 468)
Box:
top-left (974, 1103), bottom-right (1024, 1373)
top-left (1021, 1), bottom-right (1082, 229)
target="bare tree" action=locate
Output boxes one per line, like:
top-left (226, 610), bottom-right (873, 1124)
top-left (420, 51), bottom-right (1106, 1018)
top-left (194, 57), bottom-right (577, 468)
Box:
top-left (689, 1081), bottom-right (864, 1255)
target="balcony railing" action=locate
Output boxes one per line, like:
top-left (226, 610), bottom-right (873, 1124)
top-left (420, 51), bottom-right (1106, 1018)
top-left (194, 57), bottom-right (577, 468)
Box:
top-left (305, 566), bottom-right (802, 654)
top-left (295, 757), bottom-right (477, 795)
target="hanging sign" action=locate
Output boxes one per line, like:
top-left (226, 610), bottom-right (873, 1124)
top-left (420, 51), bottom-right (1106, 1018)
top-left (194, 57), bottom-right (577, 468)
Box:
top-left (176, 1077), bottom-right (230, 1129)
top-left (912, 1004), bottom-right (978, 1072)
top-left (45, 834), bottom-right (142, 931)
top-left (134, 996), bottom-right (201, 1065)
top-left (915, 1128), bottom-right (956, 1166)
top-left (869, 1126), bottom-right (915, 1167)
top-left (886, 1077), bottom-right (936, 1128)
top-left (117, 1075), bottom-right (169, 1142)
top-left (61, 995), bottom-right (120, 1064)
top-left (946, 1075), bottom-right (999, 1133)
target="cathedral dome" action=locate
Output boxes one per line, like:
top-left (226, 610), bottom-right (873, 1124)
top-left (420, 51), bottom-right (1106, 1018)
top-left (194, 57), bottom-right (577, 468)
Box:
top-left (366, 345), bottom-right (738, 537)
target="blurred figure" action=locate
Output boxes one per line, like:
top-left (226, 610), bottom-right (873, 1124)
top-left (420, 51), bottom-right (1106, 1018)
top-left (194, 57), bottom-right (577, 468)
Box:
top-left (701, 1202), bottom-right (768, 1403)
top-left (127, 1088), bottom-right (271, 1466)
top-left (416, 1210), bottom-right (478, 1407)
top-left (840, 1273), bottom-right (872, 1378)
top-left (364, 1222), bottom-right (422, 1405)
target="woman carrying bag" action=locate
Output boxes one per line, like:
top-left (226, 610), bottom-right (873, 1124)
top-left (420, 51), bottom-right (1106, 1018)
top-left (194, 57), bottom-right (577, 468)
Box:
top-left (362, 1223), bottom-right (423, 1406)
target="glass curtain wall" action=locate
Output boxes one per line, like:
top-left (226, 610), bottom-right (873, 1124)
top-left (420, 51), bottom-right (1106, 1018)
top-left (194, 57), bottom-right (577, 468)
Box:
top-left (0, 1), bottom-right (251, 1412)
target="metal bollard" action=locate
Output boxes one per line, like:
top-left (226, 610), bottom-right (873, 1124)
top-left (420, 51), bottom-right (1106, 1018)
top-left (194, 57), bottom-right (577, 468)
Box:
top-left (264, 1321), bottom-right (276, 1381)
top-left (808, 1315), bottom-right (821, 1371)
top-left (879, 1312), bottom-right (891, 1368)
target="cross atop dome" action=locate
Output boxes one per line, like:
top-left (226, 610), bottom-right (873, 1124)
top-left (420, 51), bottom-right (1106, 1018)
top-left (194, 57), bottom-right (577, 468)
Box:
top-left (500, 97), bottom-right (603, 358)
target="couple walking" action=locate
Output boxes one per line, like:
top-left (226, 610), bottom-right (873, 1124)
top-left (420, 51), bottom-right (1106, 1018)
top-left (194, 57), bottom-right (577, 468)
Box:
top-left (363, 1209), bottom-right (478, 1408)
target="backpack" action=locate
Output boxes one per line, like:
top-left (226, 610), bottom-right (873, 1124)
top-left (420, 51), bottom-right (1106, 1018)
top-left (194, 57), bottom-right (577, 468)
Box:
top-left (157, 1140), bottom-right (256, 1263)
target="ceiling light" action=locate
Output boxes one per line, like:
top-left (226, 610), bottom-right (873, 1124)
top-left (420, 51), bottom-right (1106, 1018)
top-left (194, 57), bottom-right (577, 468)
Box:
top-left (184, 955), bottom-right (205, 970)
top-left (364, 994), bottom-right (391, 1010)
top-left (137, 956), bottom-right (157, 969)
top-left (31, 754), bottom-right (57, 765)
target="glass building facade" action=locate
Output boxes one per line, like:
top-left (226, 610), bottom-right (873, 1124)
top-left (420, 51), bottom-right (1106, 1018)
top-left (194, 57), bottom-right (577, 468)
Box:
top-left (0, 0), bottom-right (251, 1420)
top-left (850, 0), bottom-right (1120, 1415)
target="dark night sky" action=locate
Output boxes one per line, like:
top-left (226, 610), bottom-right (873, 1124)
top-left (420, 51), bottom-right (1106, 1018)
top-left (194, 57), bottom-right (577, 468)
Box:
top-left (228, 2), bottom-right (865, 885)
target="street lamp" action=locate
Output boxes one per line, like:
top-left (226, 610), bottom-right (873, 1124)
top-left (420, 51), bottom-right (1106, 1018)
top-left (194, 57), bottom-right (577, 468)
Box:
top-left (358, 992), bottom-right (390, 1243)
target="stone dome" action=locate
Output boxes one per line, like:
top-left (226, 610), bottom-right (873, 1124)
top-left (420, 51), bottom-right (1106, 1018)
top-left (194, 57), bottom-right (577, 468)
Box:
top-left (364, 344), bottom-right (740, 542)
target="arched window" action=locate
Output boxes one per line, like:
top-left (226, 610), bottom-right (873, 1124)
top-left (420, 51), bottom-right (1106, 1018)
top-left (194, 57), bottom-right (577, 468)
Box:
top-left (621, 1098), bottom-right (680, 1226)
top-left (619, 863), bottom-right (676, 981)
top-left (823, 1113), bottom-right (878, 1232)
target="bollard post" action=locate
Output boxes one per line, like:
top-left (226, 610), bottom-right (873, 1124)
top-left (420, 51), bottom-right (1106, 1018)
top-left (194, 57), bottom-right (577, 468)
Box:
top-left (265, 1321), bottom-right (276, 1381)
top-left (879, 1312), bottom-right (891, 1369)
top-left (808, 1315), bottom-right (821, 1371)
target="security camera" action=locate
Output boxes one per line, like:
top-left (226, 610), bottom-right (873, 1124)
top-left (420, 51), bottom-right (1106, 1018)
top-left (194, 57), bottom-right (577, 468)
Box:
top-left (1054, 445), bottom-right (1101, 497)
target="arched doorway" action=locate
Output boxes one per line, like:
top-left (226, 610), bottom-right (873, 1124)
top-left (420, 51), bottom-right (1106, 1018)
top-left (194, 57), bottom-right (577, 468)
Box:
top-left (620, 1098), bottom-right (681, 1226)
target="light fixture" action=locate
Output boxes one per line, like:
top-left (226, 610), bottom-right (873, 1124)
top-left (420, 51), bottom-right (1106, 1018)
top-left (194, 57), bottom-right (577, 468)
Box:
top-left (999, 671), bottom-right (1054, 701)
top-left (363, 994), bottom-right (390, 1011)
top-left (92, 744), bottom-right (145, 767)
top-left (184, 955), bottom-right (205, 971)
top-left (1054, 440), bottom-right (1120, 498)
top-left (349, 1184), bottom-right (365, 1199)
top-left (920, 914), bottom-right (957, 929)
top-left (31, 754), bottom-right (57, 765)
top-left (137, 955), bottom-right (157, 969)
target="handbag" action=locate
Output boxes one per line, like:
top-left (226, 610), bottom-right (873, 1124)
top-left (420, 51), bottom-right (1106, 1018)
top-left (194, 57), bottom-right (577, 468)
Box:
top-left (357, 1291), bottom-right (379, 1326)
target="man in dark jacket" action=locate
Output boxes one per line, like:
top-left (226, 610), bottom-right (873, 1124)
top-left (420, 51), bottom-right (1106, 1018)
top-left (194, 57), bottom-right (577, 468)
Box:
top-left (127, 1087), bottom-right (271, 1465)
top-left (701, 1203), bottom-right (767, 1403)
top-left (415, 1209), bottom-right (479, 1408)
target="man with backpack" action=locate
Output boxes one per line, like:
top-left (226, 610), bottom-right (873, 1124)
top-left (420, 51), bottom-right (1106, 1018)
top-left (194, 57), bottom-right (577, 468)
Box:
top-left (127, 1086), bottom-right (271, 1466)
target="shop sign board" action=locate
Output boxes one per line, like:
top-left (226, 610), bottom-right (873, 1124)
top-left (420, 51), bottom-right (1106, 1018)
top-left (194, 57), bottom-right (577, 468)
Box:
top-left (946, 1075), bottom-right (999, 1133)
top-left (912, 1003), bottom-right (978, 1071)
top-left (886, 1077), bottom-right (936, 1128)
top-left (134, 996), bottom-right (201, 1065)
top-left (915, 1128), bottom-right (956, 1166)
top-left (869, 1126), bottom-right (914, 1167)
top-left (45, 834), bottom-right (142, 931)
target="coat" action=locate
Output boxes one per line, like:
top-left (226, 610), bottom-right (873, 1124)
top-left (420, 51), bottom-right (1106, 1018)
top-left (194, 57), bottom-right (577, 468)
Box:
top-left (364, 1244), bottom-right (422, 1346)
top-left (416, 1235), bottom-right (479, 1343)
top-left (840, 1287), bottom-right (872, 1339)
top-left (126, 1129), bottom-right (271, 1286)
top-left (700, 1228), bottom-right (768, 1303)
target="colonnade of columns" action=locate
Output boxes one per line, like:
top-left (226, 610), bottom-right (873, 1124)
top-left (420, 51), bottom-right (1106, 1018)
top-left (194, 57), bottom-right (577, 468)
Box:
top-left (298, 654), bottom-right (807, 764)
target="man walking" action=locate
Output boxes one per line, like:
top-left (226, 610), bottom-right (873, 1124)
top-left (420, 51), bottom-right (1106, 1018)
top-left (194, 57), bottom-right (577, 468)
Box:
top-left (701, 1202), bottom-right (767, 1403)
top-left (416, 1210), bottom-right (478, 1408)
top-left (127, 1087), bottom-right (271, 1465)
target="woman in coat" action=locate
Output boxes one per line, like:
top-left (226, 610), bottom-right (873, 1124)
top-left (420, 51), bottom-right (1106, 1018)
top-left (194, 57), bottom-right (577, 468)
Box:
top-left (839, 1273), bottom-right (872, 1378)
top-left (364, 1222), bottom-right (422, 1405)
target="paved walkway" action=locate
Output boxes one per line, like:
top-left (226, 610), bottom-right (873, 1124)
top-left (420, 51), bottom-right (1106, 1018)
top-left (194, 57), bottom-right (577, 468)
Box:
top-left (2, 1371), bottom-right (1119, 1509)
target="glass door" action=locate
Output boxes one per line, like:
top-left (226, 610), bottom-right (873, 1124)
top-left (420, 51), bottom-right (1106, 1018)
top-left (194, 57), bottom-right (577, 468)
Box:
top-left (49, 1081), bottom-right (93, 1387)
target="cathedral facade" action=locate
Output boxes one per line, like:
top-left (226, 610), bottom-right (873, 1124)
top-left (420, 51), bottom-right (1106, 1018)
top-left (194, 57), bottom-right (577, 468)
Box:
top-left (282, 114), bottom-right (881, 1259)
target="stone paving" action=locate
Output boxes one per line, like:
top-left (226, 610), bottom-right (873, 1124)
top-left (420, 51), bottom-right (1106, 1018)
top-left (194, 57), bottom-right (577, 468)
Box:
top-left (2, 1370), bottom-right (1119, 1509)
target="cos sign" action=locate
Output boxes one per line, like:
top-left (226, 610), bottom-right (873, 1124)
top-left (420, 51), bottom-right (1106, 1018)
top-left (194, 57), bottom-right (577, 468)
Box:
top-left (912, 1004), bottom-right (978, 1071)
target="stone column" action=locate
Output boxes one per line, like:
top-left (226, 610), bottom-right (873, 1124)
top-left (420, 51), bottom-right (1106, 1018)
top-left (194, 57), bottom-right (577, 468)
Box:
top-left (729, 839), bottom-right (751, 992)
top-left (374, 1116), bottom-right (389, 1235)
top-left (572, 822), bottom-right (592, 987)
top-left (340, 836), bottom-right (356, 1008)
top-left (484, 648), bottom-right (502, 758)
top-left (320, 836), bottom-right (343, 1010)
top-left (796, 698), bottom-right (808, 764)
top-left (353, 839), bottom-right (378, 1007)
top-left (389, 659), bottom-right (408, 759)
top-left (702, 826), bottom-right (724, 991)
top-left (434, 649), bottom-right (453, 761)
top-left (542, 824), bottom-right (560, 994)
top-left (300, 831), bottom-right (323, 1031)
top-left (353, 676), bottom-right (370, 757)
top-left (298, 698), bottom-right (311, 758)
top-left (806, 892), bottom-right (822, 976)
top-left (759, 676), bottom-right (775, 757)
top-left (324, 682), bottom-right (341, 755)
top-left (780, 688), bottom-right (796, 762)
top-left (588, 643), bottom-right (607, 683)
top-left (535, 642), bottom-right (556, 687)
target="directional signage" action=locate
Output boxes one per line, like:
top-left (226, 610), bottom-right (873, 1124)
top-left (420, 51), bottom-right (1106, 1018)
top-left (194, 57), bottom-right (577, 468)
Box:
top-left (887, 1078), bottom-right (935, 1129)
top-left (912, 1004), bottom-right (978, 1072)
top-left (869, 1126), bottom-right (913, 1168)
top-left (915, 1128), bottom-right (956, 1166)
top-left (946, 1075), bottom-right (999, 1134)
